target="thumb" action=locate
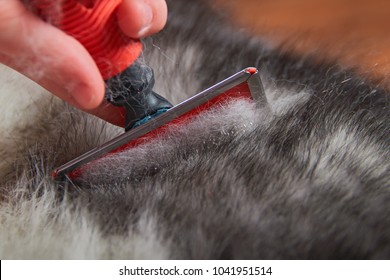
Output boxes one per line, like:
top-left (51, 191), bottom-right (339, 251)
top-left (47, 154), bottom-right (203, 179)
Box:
top-left (0, 0), bottom-right (105, 110)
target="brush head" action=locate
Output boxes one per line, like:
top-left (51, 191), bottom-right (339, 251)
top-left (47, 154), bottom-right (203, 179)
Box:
top-left (52, 68), bottom-right (266, 182)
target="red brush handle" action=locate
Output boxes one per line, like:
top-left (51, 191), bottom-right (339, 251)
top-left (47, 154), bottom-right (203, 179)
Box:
top-left (31, 0), bottom-right (142, 79)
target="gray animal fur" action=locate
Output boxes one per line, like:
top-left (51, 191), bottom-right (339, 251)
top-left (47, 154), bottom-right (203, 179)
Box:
top-left (0, 0), bottom-right (389, 259)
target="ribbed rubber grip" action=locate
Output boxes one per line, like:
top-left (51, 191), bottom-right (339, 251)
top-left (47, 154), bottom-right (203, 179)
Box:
top-left (31, 0), bottom-right (142, 79)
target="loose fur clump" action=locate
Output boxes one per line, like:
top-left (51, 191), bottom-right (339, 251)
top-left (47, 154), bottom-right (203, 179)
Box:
top-left (0, 0), bottom-right (389, 259)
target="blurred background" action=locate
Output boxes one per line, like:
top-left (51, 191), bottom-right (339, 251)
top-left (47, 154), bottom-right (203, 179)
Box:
top-left (213, 0), bottom-right (390, 86)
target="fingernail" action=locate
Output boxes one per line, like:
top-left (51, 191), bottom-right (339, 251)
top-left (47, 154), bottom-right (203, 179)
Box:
top-left (137, 3), bottom-right (153, 37)
top-left (71, 83), bottom-right (98, 109)
top-left (73, 92), bottom-right (95, 109)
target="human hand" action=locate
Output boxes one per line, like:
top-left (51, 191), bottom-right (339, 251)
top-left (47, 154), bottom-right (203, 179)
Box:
top-left (0, 0), bottom-right (167, 126)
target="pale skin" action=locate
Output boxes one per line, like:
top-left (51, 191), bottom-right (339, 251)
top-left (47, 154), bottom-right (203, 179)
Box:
top-left (0, 0), bottom-right (168, 127)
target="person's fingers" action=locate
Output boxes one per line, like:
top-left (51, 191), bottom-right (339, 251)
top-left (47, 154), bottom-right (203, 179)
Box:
top-left (87, 100), bottom-right (126, 127)
top-left (116, 0), bottom-right (167, 38)
top-left (0, 0), bottom-right (165, 127)
top-left (0, 0), bottom-right (105, 110)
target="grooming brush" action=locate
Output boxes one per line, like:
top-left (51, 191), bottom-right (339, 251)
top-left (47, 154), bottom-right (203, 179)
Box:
top-left (53, 67), bottom-right (265, 181)
top-left (28, 1), bottom-right (266, 182)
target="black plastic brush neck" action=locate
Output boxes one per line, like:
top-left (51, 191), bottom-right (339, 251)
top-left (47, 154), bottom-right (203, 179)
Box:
top-left (105, 62), bottom-right (172, 130)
